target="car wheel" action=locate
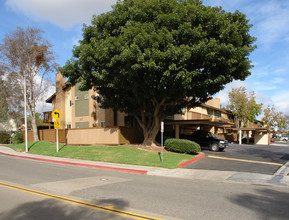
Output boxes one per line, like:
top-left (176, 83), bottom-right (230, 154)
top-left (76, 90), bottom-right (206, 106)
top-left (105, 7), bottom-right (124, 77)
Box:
top-left (210, 143), bottom-right (219, 152)
top-left (218, 148), bottom-right (224, 152)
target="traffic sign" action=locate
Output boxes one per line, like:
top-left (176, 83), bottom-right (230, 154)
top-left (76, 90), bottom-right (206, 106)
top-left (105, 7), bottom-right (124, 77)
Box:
top-left (54, 121), bottom-right (61, 129)
top-left (52, 109), bottom-right (62, 120)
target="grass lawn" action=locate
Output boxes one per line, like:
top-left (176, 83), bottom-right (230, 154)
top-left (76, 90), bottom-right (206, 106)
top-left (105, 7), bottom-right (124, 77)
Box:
top-left (9, 141), bottom-right (196, 169)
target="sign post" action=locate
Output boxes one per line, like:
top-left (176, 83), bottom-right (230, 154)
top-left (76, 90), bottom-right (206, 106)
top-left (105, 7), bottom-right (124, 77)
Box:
top-left (52, 109), bottom-right (62, 152)
top-left (161, 121), bottom-right (164, 164)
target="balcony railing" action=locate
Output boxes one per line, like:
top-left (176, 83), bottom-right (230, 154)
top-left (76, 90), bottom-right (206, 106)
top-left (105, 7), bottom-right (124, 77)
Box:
top-left (43, 111), bottom-right (52, 123)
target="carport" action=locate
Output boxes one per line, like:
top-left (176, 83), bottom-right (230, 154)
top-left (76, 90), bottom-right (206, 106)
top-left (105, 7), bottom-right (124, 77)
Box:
top-left (165, 119), bottom-right (235, 140)
top-left (230, 127), bottom-right (272, 145)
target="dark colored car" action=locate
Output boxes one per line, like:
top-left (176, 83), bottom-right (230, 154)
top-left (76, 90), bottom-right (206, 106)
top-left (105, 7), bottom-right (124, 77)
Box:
top-left (180, 130), bottom-right (229, 152)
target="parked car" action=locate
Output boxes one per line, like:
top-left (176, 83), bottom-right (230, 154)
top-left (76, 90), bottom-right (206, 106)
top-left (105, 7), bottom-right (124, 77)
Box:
top-left (180, 130), bottom-right (229, 152)
top-left (271, 137), bottom-right (275, 143)
top-left (281, 137), bottom-right (288, 141)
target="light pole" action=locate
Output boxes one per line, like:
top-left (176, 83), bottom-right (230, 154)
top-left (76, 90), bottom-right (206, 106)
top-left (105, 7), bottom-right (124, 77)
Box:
top-left (24, 75), bottom-right (28, 152)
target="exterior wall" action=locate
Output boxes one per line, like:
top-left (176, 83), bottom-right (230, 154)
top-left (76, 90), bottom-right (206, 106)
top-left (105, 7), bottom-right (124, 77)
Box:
top-left (66, 127), bottom-right (119, 145)
top-left (29, 127), bottom-right (143, 145)
top-left (27, 129), bottom-right (66, 143)
top-left (117, 112), bottom-right (126, 126)
top-left (64, 87), bottom-right (72, 128)
top-left (206, 97), bottom-right (221, 109)
top-left (255, 133), bottom-right (269, 145)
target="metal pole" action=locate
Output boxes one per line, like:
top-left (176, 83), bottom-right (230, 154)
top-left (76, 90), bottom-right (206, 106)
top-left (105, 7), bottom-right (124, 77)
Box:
top-left (161, 130), bottom-right (163, 164)
top-left (24, 76), bottom-right (28, 152)
top-left (161, 121), bottom-right (164, 164)
top-left (56, 127), bottom-right (59, 152)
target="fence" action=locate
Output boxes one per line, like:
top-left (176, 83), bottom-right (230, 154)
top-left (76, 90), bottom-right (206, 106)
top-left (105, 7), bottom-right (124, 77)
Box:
top-left (26, 126), bottom-right (143, 145)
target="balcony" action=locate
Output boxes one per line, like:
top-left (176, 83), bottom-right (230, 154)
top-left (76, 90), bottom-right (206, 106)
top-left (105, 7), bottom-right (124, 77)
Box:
top-left (43, 111), bottom-right (53, 123)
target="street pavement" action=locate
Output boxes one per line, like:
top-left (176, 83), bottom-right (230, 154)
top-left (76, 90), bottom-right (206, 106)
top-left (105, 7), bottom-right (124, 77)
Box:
top-left (185, 142), bottom-right (289, 175)
top-left (0, 144), bottom-right (289, 188)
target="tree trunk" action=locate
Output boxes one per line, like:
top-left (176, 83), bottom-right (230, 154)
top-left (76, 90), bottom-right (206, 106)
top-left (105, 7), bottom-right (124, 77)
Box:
top-left (27, 105), bottom-right (39, 142)
top-left (141, 123), bottom-right (160, 146)
top-left (31, 113), bottom-right (39, 142)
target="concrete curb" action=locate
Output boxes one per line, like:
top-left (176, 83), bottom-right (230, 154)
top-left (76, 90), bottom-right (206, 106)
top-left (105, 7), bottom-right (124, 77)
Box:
top-left (0, 152), bottom-right (148, 175)
top-left (0, 146), bottom-right (204, 175)
top-left (178, 153), bottom-right (205, 168)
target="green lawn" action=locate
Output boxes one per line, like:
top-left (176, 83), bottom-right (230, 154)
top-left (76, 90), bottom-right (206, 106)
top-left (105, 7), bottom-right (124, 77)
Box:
top-left (9, 141), bottom-right (196, 169)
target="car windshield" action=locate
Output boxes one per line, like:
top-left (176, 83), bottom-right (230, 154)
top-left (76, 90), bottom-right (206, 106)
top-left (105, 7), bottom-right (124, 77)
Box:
top-left (208, 132), bottom-right (216, 138)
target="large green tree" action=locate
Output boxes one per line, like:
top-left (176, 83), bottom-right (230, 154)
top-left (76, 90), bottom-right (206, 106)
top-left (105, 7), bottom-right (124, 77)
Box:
top-left (227, 86), bottom-right (262, 128)
top-left (61, 0), bottom-right (256, 145)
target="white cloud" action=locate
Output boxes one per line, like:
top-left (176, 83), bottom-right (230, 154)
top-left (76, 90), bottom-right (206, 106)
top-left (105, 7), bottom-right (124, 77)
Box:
top-left (36, 83), bottom-right (55, 113)
top-left (5, 0), bottom-right (117, 29)
top-left (246, 1), bottom-right (289, 48)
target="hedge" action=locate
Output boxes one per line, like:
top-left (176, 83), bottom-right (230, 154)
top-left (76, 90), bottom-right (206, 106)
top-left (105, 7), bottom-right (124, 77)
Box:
top-left (0, 131), bottom-right (10, 144)
top-left (165, 138), bottom-right (201, 155)
top-left (13, 132), bottom-right (24, 144)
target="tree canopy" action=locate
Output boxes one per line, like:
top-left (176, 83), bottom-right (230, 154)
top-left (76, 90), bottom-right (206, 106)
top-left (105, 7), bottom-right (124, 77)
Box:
top-left (263, 105), bottom-right (288, 131)
top-left (0, 27), bottom-right (56, 141)
top-left (61, 0), bottom-right (256, 145)
top-left (227, 86), bottom-right (262, 128)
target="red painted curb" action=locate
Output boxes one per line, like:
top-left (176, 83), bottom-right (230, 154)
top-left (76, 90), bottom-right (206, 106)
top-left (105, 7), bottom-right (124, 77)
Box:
top-left (178, 153), bottom-right (205, 168)
top-left (0, 152), bottom-right (147, 175)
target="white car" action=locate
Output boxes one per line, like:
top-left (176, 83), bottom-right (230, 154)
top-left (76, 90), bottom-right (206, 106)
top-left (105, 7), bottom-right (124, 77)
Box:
top-left (281, 137), bottom-right (288, 141)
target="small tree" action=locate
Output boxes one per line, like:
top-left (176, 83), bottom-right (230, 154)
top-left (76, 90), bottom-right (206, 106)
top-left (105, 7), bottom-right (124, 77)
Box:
top-left (0, 27), bottom-right (57, 141)
top-left (61, 0), bottom-right (256, 145)
top-left (263, 105), bottom-right (287, 131)
top-left (227, 87), bottom-right (262, 128)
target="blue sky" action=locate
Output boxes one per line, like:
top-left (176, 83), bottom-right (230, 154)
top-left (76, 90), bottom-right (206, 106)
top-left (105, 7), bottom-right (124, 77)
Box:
top-left (1, 0), bottom-right (288, 115)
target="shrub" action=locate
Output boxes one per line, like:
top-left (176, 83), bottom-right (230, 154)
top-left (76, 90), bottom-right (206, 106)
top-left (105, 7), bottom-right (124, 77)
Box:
top-left (13, 132), bottom-right (24, 144)
top-left (0, 131), bottom-right (10, 144)
top-left (165, 138), bottom-right (201, 155)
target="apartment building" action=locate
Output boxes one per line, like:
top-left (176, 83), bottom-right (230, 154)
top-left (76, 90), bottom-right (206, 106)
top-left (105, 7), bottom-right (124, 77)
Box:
top-left (44, 72), bottom-right (270, 144)
top-left (45, 72), bottom-right (126, 129)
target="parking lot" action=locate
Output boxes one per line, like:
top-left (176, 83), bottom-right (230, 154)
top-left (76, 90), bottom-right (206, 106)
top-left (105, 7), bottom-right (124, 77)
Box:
top-left (185, 142), bottom-right (289, 175)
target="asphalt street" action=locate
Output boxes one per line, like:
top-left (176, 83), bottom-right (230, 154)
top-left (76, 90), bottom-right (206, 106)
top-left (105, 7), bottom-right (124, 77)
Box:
top-left (185, 142), bottom-right (289, 175)
top-left (1, 154), bottom-right (289, 220)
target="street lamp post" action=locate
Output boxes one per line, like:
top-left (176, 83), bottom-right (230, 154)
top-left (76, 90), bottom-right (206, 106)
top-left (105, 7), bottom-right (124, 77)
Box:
top-left (24, 75), bottom-right (28, 152)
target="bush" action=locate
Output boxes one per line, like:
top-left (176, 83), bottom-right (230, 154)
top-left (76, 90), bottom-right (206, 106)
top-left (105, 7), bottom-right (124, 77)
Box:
top-left (165, 138), bottom-right (201, 155)
top-left (0, 131), bottom-right (10, 144)
top-left (13, 132), bottom-right (24, 144)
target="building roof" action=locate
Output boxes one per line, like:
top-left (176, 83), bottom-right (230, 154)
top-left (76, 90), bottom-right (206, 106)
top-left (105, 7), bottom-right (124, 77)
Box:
top-left (45, 93), bottom-right (56, 103)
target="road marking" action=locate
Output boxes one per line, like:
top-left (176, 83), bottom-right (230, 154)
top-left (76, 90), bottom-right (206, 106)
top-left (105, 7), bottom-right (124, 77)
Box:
top-left (0, 181), bottom-right (163, 220)
top-left (208, 155), bottom-right (283, 166)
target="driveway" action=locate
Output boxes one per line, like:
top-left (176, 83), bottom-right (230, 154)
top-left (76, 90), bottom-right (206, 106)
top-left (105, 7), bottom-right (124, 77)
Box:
top-left (185, 142), bottom-right (289, 175)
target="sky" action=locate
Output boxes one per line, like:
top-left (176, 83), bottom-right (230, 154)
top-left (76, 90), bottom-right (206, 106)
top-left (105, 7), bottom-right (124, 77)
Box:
top-left (0, 0), bottom-right (288, 115)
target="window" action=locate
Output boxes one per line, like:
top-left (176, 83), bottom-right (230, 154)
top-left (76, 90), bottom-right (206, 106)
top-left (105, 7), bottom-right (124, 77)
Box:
top-left (215, 111), bottom-right (221, 120)
top-left (67, 124), bottom-right (71, 128)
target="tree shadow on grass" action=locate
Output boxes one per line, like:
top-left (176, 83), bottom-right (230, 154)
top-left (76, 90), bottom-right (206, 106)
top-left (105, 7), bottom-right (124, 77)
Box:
top-left (228, 188), bottom-right (289, 219)
top-left (28, 142), bottom-right (38, 151)
top-left (1, 197), bottom-right (130, 220)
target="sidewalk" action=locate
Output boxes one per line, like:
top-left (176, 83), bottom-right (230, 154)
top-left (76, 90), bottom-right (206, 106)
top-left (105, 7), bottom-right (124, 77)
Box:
top-left (1, 145), bottom-right (289, 187)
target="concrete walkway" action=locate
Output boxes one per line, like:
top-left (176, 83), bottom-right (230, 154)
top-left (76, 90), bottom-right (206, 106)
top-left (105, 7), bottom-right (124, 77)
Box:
top-left (1, 145), bottom-right (289, 187)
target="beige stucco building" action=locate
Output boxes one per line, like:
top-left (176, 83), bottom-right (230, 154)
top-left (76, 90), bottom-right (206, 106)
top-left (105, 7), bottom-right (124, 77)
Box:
top-left (45, 72), bottom-right (126, 129)
top-left (44, 72), bottom-right (271, 145)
